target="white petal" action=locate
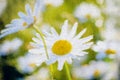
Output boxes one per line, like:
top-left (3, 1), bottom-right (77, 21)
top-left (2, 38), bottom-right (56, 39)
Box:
top-left (0, 27), bottom-right (24, 39)
top-left (42, 30), bottom-right (51, 37)
top-left (50, 27), bottom-right (58, 37)
top-left (74, 52), bottom-right (88, 56)
top-left (11, 19), bottom-right (24, 25)
top-left (30, 42), bottom-right (43, 48)
top-left (29, 48), bottom-right (44, 54)
top-left (35, 33), bottom-right (41, 39)
top-left (74, 28), bottom-right (87, 39)
top-left (79, 35), bottom-right (93, 43)
top-left (46, 57), bottom-right (57, 65)
top-left (5, 24), bottom-right (14, 28)
top-left (18, 12), bottom-right (27, 19)
top-left (25, 4), bottom-right (32, 16)
top-left (60, 20), bottom-right (69, 37)
top-left (33, 0), bottom-right (44, 16)
top-left (58, 59), bottom-right (65, 71)
top-left (69, 22), bottom-right (78, 38)
top-left (66, 57), bottom-right (72, 64)
top-left (32, 37), bottom-right (42, 44)
top-left (80, 42), bottom-right (93, 50)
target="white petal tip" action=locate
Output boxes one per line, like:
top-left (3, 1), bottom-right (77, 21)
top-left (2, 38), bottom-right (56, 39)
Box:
top-left (58, 67), bottom-right (63, 71)
top-left (90, 35), bottom-right (93, 39)
top-left (83, 28), bottom-right (87, 32)
top-left (74, 22), bottom-right (78, 25)
top-left (64, 20), bottom-right (68, 24)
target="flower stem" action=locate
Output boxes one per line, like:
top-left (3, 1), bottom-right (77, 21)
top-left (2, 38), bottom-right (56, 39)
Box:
top-left (50, 65), bottom-right (55, 80)
top-left (33, 25), bottom-right (49, 59)
top-left (33, 25), bottom-right (55, 80)
top-left (65, 62), bottom-right (72, 80)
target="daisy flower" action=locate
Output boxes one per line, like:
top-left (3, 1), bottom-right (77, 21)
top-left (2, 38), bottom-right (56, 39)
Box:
top-left (72, 61), bottom-right (109, 79)
top-left (92, 40), bottom-right (120, 60)
top-left (101, 62), bottom-right (117, 80)
top-left (29, 20), bottom-right (93, 70)
top-left (74, 2), bottom-right (101, 22)
top-left (0, 0), bottom-right (44, 39)
top-left (104, 0), bottom-right (119, 16)
top-left (101, 19), bottom-right (120, 41)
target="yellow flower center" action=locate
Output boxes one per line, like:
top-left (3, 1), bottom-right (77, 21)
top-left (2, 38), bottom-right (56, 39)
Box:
top-left (33, 16), bottom-right (37, 23)
top-left (22, 16), bottom-right (36, 27)
top-left (86, 14), bottom-right (91, 19)
top-left (22, 22), bottom-right (28, 27)
top-left (52, 40), bottom-right (72, 55)
top-left (105, 49), bottom-right (116, 54)
top-left (29, 63), bottom-right (36, 68)
top-left (94, 70), bottom-right (100, 77)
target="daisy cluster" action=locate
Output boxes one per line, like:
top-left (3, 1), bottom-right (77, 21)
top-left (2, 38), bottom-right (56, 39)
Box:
top-left (0, 0), bottom-right (120, 80)
top-left (0, 0), bottom-right (93, 71)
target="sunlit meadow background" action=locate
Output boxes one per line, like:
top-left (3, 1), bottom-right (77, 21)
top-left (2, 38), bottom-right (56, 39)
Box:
top-left (0, 0), bottom-right (120, 80)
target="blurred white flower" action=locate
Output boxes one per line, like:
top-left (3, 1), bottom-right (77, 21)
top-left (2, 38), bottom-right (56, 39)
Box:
top-left (18, 53), bottom-right (46, 73)
top-left (25, 68), bottom-right (49, 80)
top-left (101, 62), bottom-right (117, 80)
top-left (74, 2), bottom-right (101, 22)
top-left (44, 0), bottom-right (64, 7)
top-left (0, 0), bottom-right (7, 16)
top-left (104, 0), bottom-right (120, 17)
top-left (0, 38), bottom-right (23, 56)
top-left (92, 40), bottom-right (120, 59)
top-left (101, 19), bottom-right (120, 41)
top-left (72, 61), bottom-right (110, 79)
top-left (30, 20), bottom-right (93, 70)
top-left (0, 0), bottom-right (44, 39)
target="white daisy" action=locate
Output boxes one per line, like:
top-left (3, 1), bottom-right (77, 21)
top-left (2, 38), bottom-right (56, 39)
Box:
top-left (0, 38), bottom-right (23, 56)
top-left (101, 19), bottom-right (120, 41)
top-left (0, 0), bottom-right (44, 39)
top-left (72, 61), bottom-right (110, 79)
top-left (104, 0), bottom-right (120, 16)
top-left (30, 20), bottom-right (93, 70)
top-left (92, 40), bottom-right (120, 59)
top-left (74, 2), bottom-right (101, 22)
top-left (101, 62), bottom-right (118, 80)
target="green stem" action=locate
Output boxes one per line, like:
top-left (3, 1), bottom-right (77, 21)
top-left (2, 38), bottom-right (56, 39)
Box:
top-left (65, 62), bottom-right (72, 80)
top-left (33, 25), bottom-right (55, 80)
top-left (33, 25), bottom-right (49, 59)
top-left (50, 65), bottom-right (55, 80)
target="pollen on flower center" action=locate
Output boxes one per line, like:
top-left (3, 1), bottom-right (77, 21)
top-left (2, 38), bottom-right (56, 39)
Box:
top-left (105, 49), bottom-right (116, 54)
top-left (86, 14), bottom-right (91, 19)
top-left (23, 22), bottom-right (28, 27)
top-left (52, 40), bottom-right (72, 55)
top-left (94, 70), bottom-right (100, 77)
top-left (33, 16), bottom-right (37, 22)
top-left (29, 63), bottom-right (36, 68)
